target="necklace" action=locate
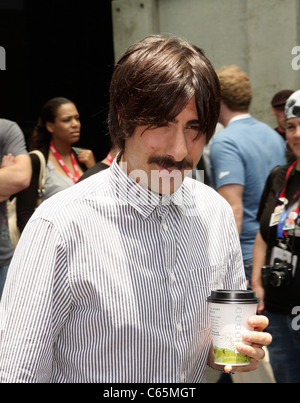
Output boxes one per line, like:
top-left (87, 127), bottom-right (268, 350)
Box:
top-left (50, 141), bottom-right (81, 183)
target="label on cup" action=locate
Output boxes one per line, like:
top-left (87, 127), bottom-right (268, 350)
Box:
top-left (207, 290), bottom-right (259, 366)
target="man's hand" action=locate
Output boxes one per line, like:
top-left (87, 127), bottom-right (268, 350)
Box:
top-left (0, 154), bottom-right (31, 200)
top-left (0, 154), bottom-right (16, 200)
top-left (209, 314), bottom-right (272, 373)
top-left (1, 153), bottom-right (15, 168)
top-left (225, 315), bottom-right (271, 373)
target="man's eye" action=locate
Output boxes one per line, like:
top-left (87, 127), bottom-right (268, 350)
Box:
top-left (186, 125), bottom-right (201, 133)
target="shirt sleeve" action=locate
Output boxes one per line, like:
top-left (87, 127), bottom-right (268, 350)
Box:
top-left (210, 138), bottom-right (245, 190)
top-left (0, 120), bottom-right (28, 157)
top-left (0, 217), bottom-right (71, 383)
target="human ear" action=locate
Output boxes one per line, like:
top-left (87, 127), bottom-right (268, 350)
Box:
top-left (45, 121), bottom-right (55, 133)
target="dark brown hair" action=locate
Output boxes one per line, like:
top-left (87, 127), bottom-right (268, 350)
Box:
top-left (30, 97), bottom-right (74, 151)
top-left (109, 34), bottom-right (220, 152)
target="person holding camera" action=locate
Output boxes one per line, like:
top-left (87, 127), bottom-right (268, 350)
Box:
top-left (252, 89), bottom-right (300, 383)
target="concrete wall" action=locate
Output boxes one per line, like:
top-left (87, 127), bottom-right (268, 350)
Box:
top-left (111, 0), bottom-right (300, 126)
top-left (112, 0), bottom-right (159, 59)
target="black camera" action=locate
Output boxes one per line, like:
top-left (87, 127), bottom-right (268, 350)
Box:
top-left (262, 258), bottom-right (294, 288)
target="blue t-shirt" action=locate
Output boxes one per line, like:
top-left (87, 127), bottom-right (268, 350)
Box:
top-left (210, 116), bottom-right (286, 261)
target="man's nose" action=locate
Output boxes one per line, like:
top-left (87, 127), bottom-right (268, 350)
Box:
top-left (165, 128), bottom-right (188, 162)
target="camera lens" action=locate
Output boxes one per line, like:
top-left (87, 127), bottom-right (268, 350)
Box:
top-left (270, 271), bottom-right (286, 287)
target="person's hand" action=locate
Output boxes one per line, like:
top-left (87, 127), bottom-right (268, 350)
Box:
top-left (223, 314), bottom-right (272, 373)
top-left (77, 149), bottom-right (96, 169)
top-left (1, 153), bottom-right (15, 168)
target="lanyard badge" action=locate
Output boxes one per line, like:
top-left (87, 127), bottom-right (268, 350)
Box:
top-left (276, 204), bottom-right (298, 238)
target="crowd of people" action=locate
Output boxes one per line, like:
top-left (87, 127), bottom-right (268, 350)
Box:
top-left (0, 33), bottom-right (299, 383)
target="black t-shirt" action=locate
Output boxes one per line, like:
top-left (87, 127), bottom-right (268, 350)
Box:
top-left (77, 161), bottom-right (109, 182)
top-left (257, 164), bottom-right (300, 314)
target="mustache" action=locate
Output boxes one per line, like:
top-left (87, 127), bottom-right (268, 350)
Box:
top-left (148, 155), bottom-right (193, 170)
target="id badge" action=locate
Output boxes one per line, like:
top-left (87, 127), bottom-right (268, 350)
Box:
top-left (270, 205), bottom-right (285, 227)
top-left (283, 211), bottom-right (298, 231)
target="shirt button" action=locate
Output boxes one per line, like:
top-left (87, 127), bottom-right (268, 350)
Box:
top-left (177, 323), bottom-right (182, 332)
top-left (180, 372), bottom-right (186, 382)
top-left (170, 273), bottom-right (176, 282)
top-left (162, 223), bottom-right (168, 231)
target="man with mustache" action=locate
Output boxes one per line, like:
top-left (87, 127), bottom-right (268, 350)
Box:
top-left (0, 35), bottom-right (271, 383)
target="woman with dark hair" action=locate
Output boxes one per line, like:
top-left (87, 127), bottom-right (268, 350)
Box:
top-left (16, 97), bottom-right (95, 232)
top-left (252, 89), bottom-right (300, 383)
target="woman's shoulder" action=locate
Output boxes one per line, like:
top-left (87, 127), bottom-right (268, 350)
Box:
top-left (29, 146), bottom-right (48, 163)
top-left (272, 163), bottom-right (291, 183)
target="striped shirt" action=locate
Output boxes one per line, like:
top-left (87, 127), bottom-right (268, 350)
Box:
top-left (0, 159), bottom-right (246, 383)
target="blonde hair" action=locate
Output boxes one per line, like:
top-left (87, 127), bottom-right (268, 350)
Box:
top-left (217, 65), bottom-right (252, 112)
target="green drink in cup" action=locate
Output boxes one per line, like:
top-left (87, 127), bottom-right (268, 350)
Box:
top-left (207, 290), bottom-right (259, 366)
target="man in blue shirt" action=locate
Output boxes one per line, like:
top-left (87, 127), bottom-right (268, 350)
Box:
top-left (210, 65), bottom-right (286, 285)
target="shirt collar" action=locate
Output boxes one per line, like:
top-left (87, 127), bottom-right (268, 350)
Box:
top-left (228, 113), bottom-right (251, 125)
top-left (108, 157), bottom-right (189, 218)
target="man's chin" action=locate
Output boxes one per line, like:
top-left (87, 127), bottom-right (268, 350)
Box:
top-left (149, 175), bottom-right (184, 195)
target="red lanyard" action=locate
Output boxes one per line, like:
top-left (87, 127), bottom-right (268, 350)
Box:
top-left (277, 160), bottom-right (300, 212)
top-left (278, 160), bottom-right (297, 199)
top-left (50, 141), bottom-right (81, 183)
top-left (106, 152), bottom-right (114, 164)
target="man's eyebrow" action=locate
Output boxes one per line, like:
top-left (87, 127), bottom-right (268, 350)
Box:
top-left (169, 118), bottom-right (201, 124)
top-left (187, 119), bottom-right (201, 125)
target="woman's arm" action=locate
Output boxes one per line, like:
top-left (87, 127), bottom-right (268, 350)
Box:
top-left (252, 230), bottom-right (267, 313)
